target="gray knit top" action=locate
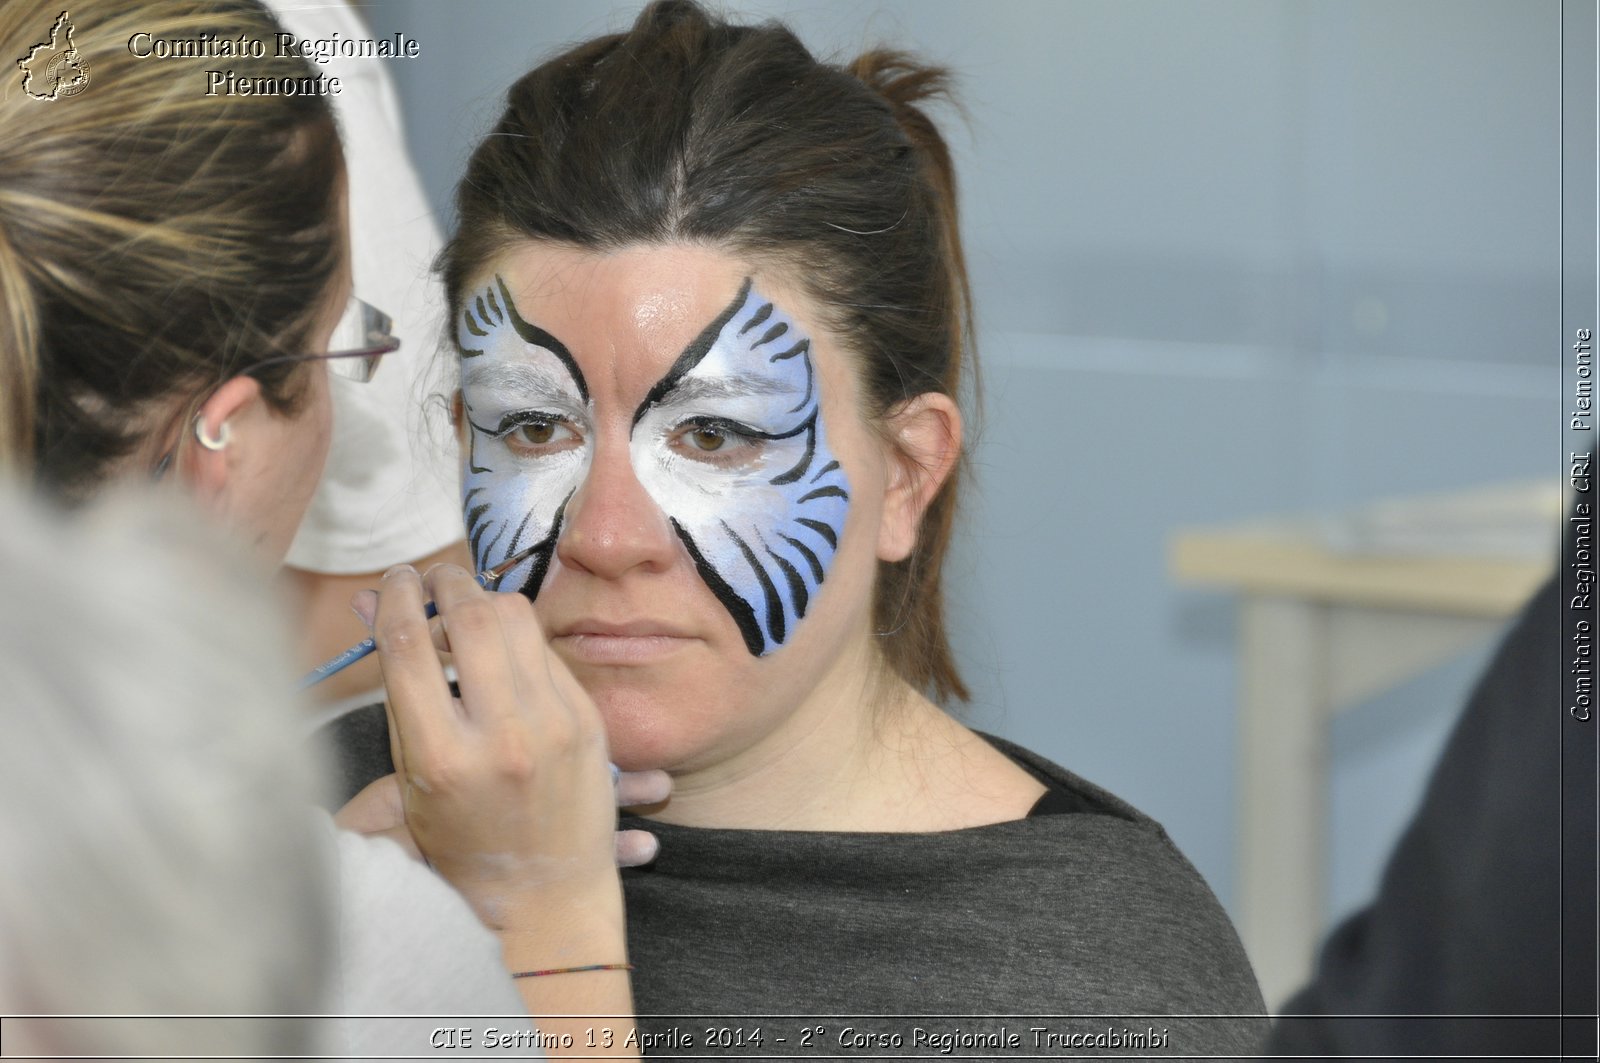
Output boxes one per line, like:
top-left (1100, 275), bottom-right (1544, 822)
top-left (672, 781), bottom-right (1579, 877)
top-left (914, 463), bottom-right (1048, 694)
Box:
top-left (617, 736), bottom-right (1266, 1059)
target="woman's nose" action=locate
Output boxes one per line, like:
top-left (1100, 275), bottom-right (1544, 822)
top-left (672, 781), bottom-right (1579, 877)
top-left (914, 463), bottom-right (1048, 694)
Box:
top-left (555, 441), bottom-right (677, 579)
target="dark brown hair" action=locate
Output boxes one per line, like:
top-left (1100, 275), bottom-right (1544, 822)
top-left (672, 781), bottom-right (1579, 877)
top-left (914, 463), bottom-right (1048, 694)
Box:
top-left (440, 0), bottom-right (975, 702)
top-left (0, 0), bottom-right (344, 500)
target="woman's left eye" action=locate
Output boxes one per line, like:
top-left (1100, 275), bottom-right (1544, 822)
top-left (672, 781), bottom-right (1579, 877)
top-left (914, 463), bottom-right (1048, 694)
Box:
top-left (670, 419), bottom-right (761, 465)
top-left (687, 425), bottom-right (729, 452)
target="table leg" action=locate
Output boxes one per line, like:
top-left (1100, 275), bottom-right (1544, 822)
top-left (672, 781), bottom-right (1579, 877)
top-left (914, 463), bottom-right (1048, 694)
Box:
top-left (1238, 595), bottom-right (1327, 1011)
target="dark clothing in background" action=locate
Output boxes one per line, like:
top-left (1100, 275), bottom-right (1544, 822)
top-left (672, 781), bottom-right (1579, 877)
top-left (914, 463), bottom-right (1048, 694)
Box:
top-left (1262, 573), bottom-right (1597, 1057)
top-left (322, 701), bottom-right (393, 808)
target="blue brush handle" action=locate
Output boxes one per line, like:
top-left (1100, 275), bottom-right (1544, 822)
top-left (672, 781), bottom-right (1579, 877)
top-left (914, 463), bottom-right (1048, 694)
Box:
top-left (300, 591), bottom-right (625, 787)
top-left (298, 591), bottom-right (451, 690)
top-left (298, 546), bottom-right (541, 690)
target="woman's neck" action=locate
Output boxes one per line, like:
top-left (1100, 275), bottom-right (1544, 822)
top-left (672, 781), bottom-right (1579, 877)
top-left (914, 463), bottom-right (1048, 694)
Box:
top-left (638, 648), bottom-right (1044, 833)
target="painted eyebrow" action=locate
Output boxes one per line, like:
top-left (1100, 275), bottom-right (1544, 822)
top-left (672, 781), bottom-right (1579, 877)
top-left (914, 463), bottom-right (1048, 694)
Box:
top-left (649, 373), bottom-right (798, 406)
top-left (496, 275), bottom-right (589, 403)
top-left (461, 361), bottom-right (584, 400)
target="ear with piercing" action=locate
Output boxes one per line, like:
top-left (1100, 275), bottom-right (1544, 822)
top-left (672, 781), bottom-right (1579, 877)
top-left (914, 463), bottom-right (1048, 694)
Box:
top-left (194, 413), bottom-right (231, 451)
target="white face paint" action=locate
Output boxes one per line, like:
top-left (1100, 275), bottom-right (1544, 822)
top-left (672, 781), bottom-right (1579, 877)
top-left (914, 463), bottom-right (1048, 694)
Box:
top-left (459, 276), bottom-right (591, 597)
top-left (458, 276), bottom-right (850, 656)
top-left (629, 278), bottom-right (850, 654)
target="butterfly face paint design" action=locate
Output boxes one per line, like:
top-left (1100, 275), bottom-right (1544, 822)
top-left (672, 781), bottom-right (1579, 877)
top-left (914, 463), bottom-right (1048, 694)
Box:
top-left (630, 279), bottom-right (851, 656)
top-left (459, 276), bottom-right (590, 598)
top-left (458, 275), bottom-right (850, 657)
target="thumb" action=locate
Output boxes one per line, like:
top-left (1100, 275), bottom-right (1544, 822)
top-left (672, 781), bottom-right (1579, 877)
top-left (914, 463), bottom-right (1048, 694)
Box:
top-left (334, 772), bottom-right (405, 835)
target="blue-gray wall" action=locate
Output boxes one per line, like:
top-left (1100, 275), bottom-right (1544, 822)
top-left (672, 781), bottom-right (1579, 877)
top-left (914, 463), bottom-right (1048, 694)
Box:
top-left (362, 0), bottom-right (1560, 929)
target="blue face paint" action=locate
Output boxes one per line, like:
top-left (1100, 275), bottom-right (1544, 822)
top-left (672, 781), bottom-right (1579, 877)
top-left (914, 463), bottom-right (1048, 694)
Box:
top-left (629, 279), bottom-right (850, 655)
top-left (458, 275), bottom-right (590, 598)
top-left (458, 275), bottom-right (850, 656)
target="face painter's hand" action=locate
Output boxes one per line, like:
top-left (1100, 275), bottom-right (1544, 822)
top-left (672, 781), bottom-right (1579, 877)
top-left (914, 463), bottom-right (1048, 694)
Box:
top-left (370, 562), bottom-right (628, 931)
top-left (335, 770), bottom-right (672, 867)
top-left (347, 584), bottom-right (670, 868)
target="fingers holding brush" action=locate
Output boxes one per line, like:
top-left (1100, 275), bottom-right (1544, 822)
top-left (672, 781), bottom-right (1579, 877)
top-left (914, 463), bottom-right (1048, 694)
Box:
top-left (367, 562), bottom-right (624, 922)
top-left (370, 564), bottom-right (455, 786)
top-left (352, 567), bottom-right (672, 877)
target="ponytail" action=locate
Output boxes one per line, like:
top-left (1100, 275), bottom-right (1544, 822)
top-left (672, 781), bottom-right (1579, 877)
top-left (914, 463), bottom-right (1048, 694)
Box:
top-left (846, 49), bottom-right (975, 394)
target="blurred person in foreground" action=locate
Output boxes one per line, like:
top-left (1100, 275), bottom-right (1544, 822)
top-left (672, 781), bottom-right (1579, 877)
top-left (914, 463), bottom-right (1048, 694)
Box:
top-left (1, 0), bottom-right (661, 1052)
top-left (0, 486), bottom-right (328, 1057)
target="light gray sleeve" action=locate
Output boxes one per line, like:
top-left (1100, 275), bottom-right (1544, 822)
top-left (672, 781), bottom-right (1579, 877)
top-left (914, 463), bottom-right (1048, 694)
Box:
top-left (314, 814), bottom-right (539, 1057)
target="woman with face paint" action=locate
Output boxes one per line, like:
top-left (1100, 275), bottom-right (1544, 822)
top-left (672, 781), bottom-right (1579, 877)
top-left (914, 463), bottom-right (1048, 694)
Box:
top-left (0, 0), bottom-right (662, 1046)
top-left (342, 0), bottom-right (1268, 1049)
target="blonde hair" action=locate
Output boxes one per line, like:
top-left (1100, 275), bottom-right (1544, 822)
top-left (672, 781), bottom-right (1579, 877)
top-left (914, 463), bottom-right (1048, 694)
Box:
top-left (0, 0), bottom-right (343, 498)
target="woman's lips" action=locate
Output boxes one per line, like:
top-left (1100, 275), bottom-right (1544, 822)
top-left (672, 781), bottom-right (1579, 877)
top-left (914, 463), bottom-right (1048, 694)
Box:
top-left (551, 621), bottom-right (697, 665)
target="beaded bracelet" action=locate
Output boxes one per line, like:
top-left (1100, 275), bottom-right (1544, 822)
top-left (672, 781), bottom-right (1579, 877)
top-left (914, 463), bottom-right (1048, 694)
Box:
top-left (512, 962), bottom-right (634, 979)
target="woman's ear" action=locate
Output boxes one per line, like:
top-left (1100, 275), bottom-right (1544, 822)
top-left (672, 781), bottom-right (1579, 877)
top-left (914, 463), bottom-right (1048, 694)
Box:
top-left (877, 392), bottom-right (961, 563)
top-left (183, 375), bottom-right (262, 500)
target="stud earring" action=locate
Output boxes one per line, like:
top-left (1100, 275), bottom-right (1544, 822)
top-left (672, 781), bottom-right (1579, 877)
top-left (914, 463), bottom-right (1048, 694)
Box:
top-left (193, 413), bottom-right (231, 451)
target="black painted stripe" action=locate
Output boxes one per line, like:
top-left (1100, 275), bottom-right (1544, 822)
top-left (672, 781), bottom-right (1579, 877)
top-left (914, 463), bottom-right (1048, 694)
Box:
top-left (768, 418), bottom-right (815, 486)
top-left (519, 545), bottom-right (553, 602)
top-left (798, 485), bottom-right (848, 504)
top-left (779, 533), bottom-right (824, 583)
top-left (466, 503), bottom-right (491, 558)
top-left (787, 353), bottom-right (813, 414)
top-left (810, 459), bottom-right (840, 484)
top-left (485, 285), bottom-right (502, 322)
top-left (482, 521), bottom-right (506, 561)
top-left (724, 521), bottom-right (785, 646)
top-left (673, 519), bottom-right (763, 656)
top-left (738, 302), bottom-right (773, 336)
top-left (798, 517), bottom-right (837, 549)
top-left (496, 274), bottom-right (589, 403)
top-left (467, 434), bottom-right (490, 476)
top-left (767, 546), bottom-right (809, 619)
top-left (514, 496), bottom-right (569, 601)
top-left (757, 322), bottom-right (788, 347)
top-left (464, 313), bottom-right (487, 338)
top-left (634, 278), bottom-right (752, 427)
top-left (770, 339), bottom-right (808, 362)
top-left (504, 505), bottom-right (536, 559)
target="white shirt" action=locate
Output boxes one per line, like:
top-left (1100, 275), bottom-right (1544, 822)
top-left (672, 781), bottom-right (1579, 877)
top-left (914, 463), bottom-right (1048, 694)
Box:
top-left (271, 0), bottom-right (463, 574)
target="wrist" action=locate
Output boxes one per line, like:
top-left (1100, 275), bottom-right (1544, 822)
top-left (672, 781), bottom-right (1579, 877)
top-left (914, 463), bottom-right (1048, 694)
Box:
top-left (496, 888), bottom-right (628, 971)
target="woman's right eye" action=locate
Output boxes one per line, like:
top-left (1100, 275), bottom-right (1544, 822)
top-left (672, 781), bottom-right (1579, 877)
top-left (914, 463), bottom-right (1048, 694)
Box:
top-left (495, 413), bottom-right (580, 455)
top-left (517, 419), bottom-right (558, 445)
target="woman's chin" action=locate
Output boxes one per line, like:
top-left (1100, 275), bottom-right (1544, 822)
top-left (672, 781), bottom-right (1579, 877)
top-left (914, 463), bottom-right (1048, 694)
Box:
top-left (590, 684), bottom-right (757, 778)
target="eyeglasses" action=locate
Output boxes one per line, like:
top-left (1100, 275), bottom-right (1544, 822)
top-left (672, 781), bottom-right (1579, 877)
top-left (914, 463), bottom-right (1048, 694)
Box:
top-left (150, 297), bottom-right (399, 479)
top-left (319, 297), bottom-right (399, 383)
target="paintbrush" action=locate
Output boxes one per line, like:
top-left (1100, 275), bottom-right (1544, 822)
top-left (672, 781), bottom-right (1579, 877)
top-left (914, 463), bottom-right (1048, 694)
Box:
top-left (298, 541), bottom-right (543, 689)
